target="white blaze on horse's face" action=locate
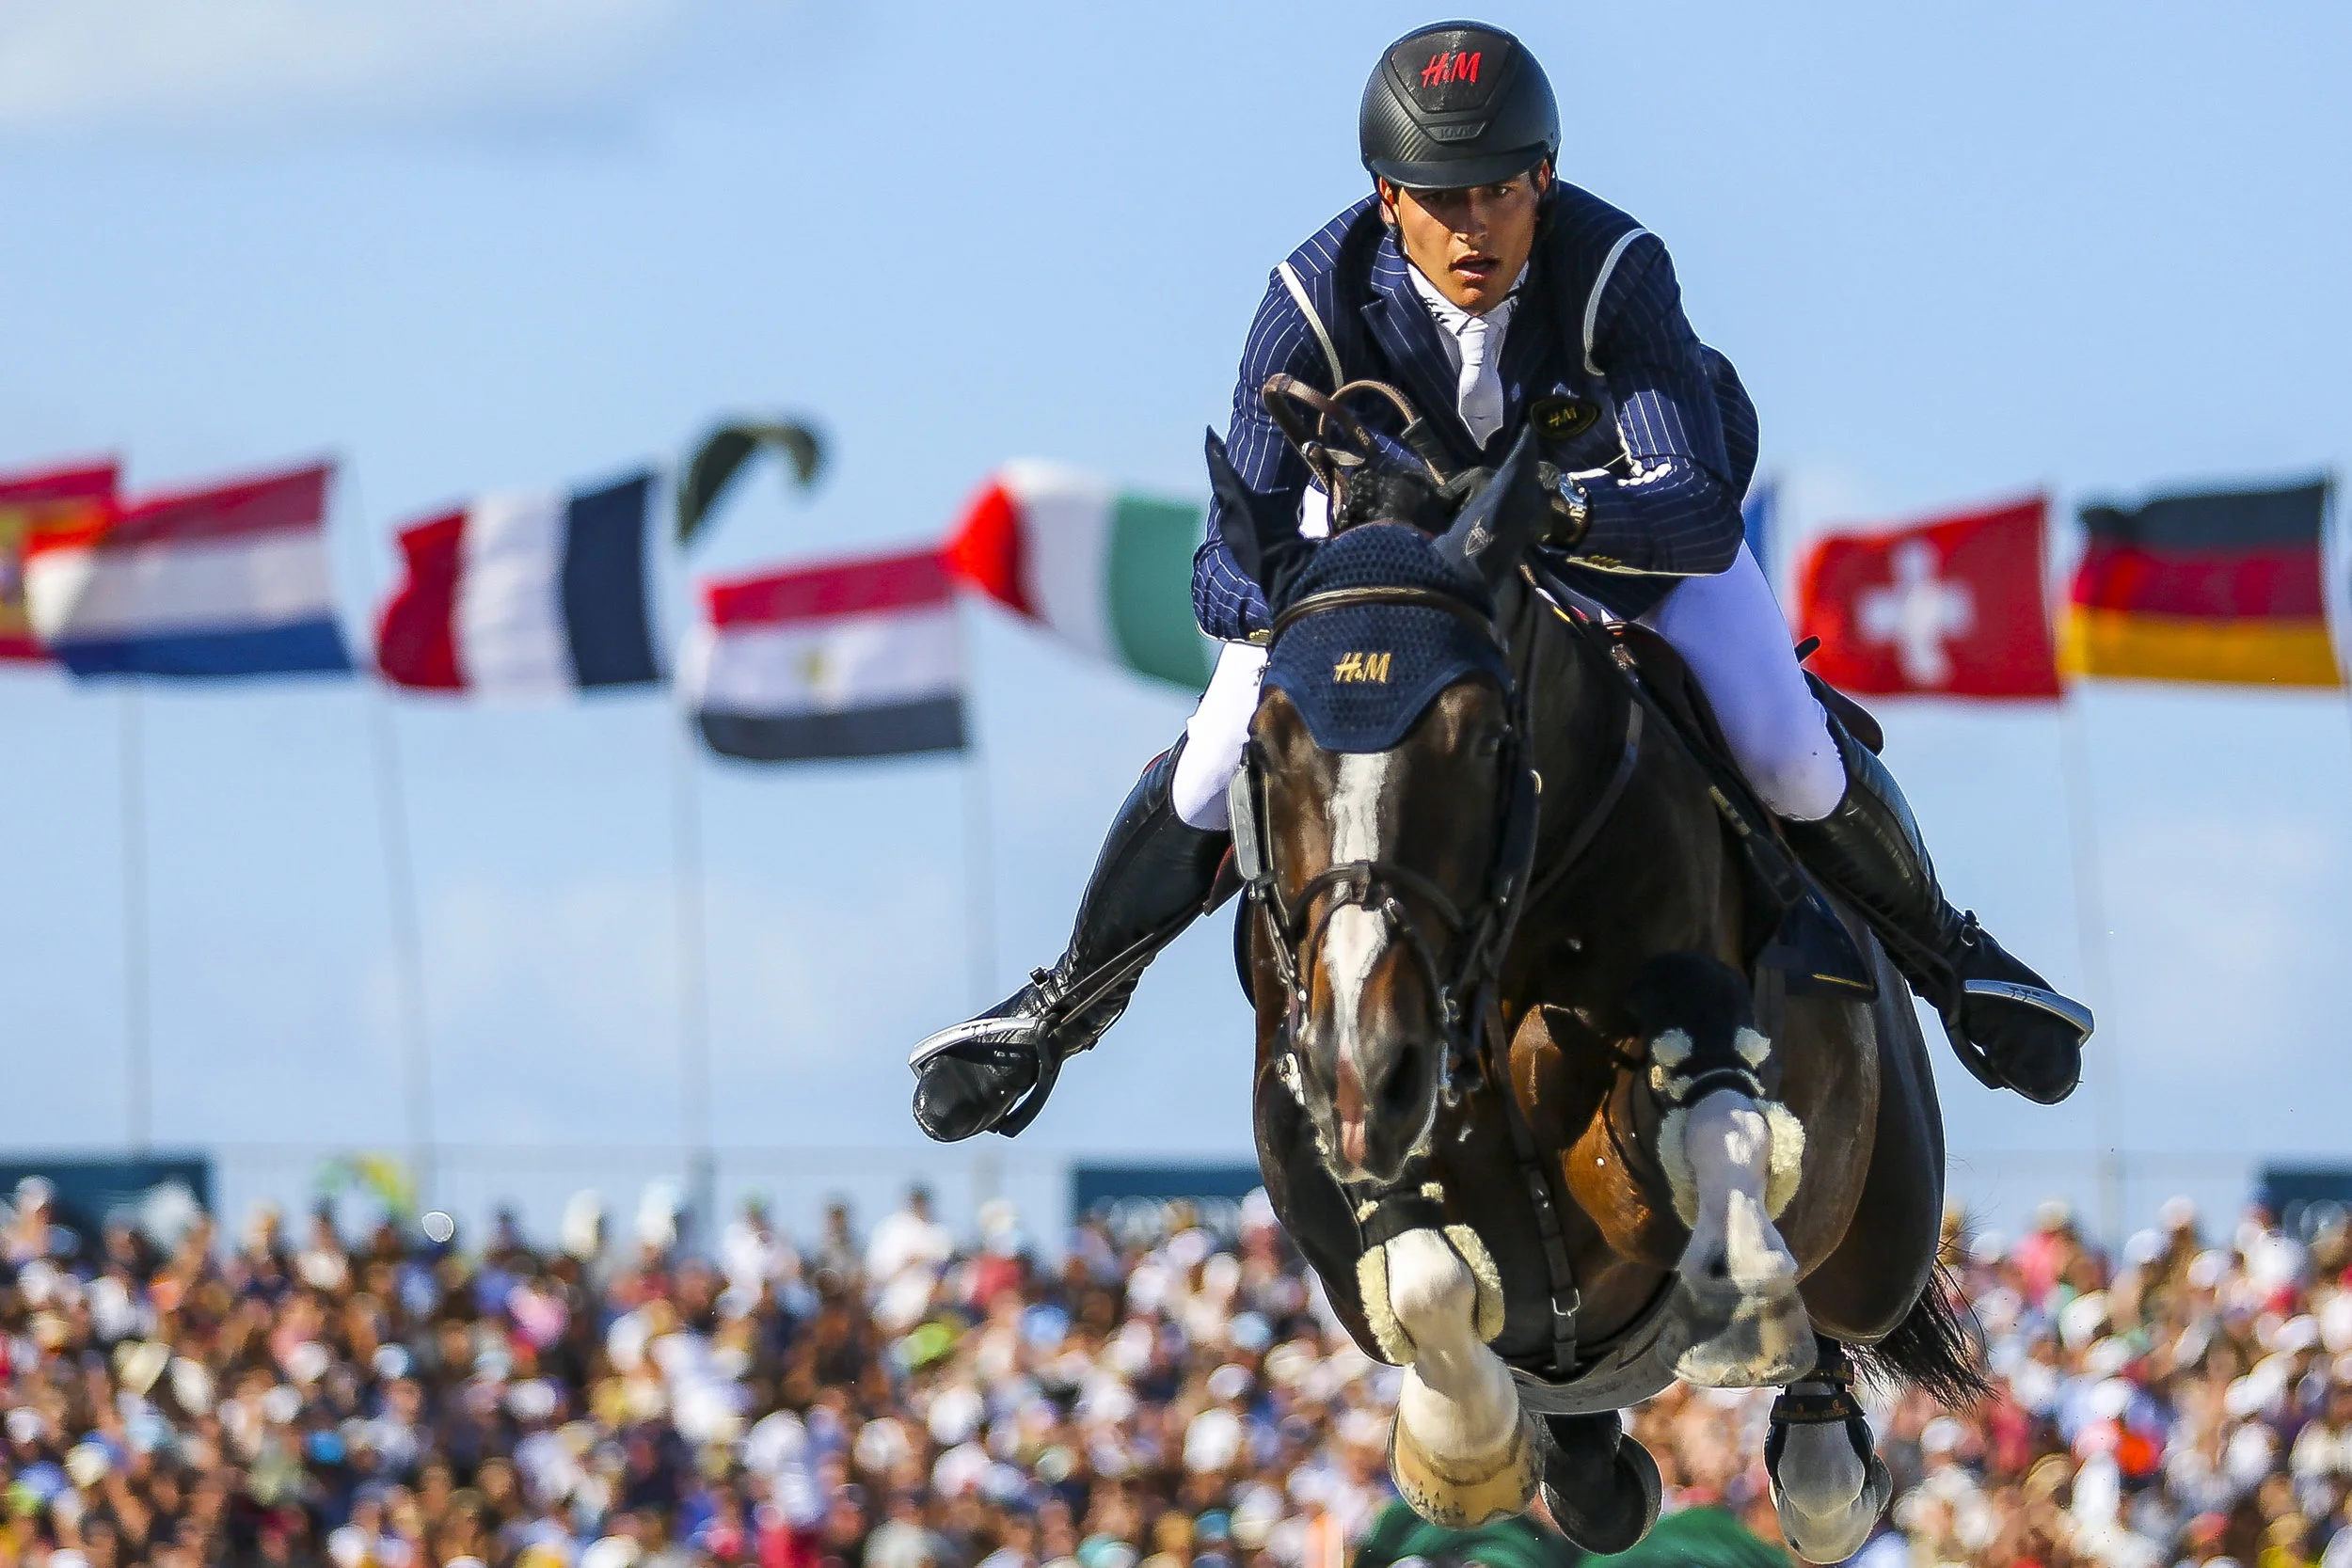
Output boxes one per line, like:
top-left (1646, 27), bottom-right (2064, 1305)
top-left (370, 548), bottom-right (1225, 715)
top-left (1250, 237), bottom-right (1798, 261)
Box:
top-left (1317, 749), bottom-right (1441, 1181)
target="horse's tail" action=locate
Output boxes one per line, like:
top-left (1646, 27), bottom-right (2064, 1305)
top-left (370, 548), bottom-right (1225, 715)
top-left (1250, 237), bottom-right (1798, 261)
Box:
top-left (1845, 1261), bottom-right (1990, 1408)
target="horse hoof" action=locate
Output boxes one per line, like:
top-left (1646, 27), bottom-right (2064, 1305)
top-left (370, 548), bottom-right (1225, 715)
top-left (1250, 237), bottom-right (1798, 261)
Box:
top-left (1772, 1451), bottom-right (1893, 1564)
top-left (1671, 1275), bottom-right (1816, 1388)
top-left (1536, 1415), bottom-right (1661, 1554)
top-left (1389, 1411), bottom-right (1538, 1529)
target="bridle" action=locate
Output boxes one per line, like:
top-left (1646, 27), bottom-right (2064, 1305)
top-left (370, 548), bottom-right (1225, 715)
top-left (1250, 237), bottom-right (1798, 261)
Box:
top-left (1228, 583), bottom-right (1542, 1119)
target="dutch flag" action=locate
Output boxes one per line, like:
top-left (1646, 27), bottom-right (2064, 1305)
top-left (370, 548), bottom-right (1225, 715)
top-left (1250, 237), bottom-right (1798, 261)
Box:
top-left (23, 462), bottom-right (354, 679)
top-left (375, 471), bottom-right (660, 696)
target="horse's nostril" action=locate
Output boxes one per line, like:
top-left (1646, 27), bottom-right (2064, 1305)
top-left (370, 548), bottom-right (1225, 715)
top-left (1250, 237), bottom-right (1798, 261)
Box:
top-left (1377, 1045), bottom-right (1428, 1117)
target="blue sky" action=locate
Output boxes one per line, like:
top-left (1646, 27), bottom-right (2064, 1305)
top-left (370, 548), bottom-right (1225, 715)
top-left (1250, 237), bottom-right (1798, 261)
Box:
top-left (2, 0), bottom-right (2347, 1241)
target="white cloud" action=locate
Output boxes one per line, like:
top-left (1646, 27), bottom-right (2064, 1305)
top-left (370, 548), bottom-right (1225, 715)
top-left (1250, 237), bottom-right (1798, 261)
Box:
top-left (0, 0), bottom-right (691, 132)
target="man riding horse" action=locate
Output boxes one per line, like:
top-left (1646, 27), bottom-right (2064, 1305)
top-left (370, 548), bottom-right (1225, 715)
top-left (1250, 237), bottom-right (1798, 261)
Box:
top-left (910, 20), bottom-right (2092, 1143)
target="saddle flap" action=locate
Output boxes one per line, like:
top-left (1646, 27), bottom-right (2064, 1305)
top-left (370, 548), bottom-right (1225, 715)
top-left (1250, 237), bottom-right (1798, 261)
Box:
top-left (1605, 625), bottom-right (1875, 1004)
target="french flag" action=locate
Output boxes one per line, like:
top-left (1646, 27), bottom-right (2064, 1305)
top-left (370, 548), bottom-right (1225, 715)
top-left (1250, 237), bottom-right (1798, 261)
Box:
top-left (23, 462), bottom-right (354, 679)
top-left (376, 471), bottom-right (660, 696)
top-left (680, 547), bottom-right (965, 761)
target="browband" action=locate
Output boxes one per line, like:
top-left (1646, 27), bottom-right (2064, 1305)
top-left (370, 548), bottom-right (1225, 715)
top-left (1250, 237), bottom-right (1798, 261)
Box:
top-left (1270, 585), bottom-right (1496, 643)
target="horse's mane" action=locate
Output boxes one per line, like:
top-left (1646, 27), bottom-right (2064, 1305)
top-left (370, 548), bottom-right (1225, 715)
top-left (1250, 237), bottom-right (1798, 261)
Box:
top-left (1332, 456), bottom-right (1455, 536)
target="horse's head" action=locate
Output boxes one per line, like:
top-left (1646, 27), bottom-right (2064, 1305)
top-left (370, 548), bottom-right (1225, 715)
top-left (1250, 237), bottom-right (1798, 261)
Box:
top-left (1216, 423), bottom-right (1552, 1189)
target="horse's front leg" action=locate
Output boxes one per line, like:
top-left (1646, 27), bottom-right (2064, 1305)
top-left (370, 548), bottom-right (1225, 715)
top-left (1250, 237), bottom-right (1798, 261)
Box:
top-left (1360, 1221), bottom-right (1536, 1528)
top-left (1634, 955), bottom-right (1816, 1388)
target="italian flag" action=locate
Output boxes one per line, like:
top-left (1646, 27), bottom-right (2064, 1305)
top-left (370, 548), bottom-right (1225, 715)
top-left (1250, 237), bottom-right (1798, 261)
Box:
top-left (945, 460), bottom-right (1213, 690)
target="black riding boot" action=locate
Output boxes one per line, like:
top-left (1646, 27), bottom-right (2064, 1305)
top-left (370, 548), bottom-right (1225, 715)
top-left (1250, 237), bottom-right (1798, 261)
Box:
top-left (910, 741), bottom-right (1229, 1142)
top-left (1784, 720), bottom-right (2092, 1104)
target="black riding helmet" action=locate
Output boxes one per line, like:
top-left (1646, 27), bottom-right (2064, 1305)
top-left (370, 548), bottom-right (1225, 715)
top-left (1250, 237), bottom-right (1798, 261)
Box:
top-left (1359, 21), bottom-right (1559, 190)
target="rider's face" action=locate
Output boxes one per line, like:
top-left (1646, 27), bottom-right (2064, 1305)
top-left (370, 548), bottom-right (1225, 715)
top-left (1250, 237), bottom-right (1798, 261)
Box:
top-left (1379, 166), bottom-right (1549, 315)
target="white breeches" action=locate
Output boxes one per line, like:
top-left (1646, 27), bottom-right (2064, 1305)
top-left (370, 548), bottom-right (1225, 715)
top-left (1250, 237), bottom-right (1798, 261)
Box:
top-left (1170, 544), bottom-right (1846, 830)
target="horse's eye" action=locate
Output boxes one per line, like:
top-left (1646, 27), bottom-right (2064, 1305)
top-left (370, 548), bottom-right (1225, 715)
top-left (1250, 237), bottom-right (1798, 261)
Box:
top-left (1473, 732), bottom-right (1503, 760)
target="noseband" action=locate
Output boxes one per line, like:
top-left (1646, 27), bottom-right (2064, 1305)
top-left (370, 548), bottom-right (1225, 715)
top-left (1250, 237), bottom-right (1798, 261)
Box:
top-left (1231, 585), bottom-right (1542, 1116)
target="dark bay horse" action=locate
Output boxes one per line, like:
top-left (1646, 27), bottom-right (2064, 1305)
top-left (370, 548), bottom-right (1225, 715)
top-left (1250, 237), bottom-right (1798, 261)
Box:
top-left (1213, 420), bottom-right (1979, 1561)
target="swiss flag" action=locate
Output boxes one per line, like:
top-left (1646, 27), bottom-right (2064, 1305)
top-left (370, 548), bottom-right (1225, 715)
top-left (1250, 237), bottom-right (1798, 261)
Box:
top-left (1794, 496), bottom-right (2062, 700)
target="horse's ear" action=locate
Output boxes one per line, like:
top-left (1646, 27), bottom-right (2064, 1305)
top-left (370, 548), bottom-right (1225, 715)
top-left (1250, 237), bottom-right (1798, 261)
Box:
top-left (1208, 429), bottom-right (1312, 604)
top-left (1433, 424), bottom-right (1547, 590)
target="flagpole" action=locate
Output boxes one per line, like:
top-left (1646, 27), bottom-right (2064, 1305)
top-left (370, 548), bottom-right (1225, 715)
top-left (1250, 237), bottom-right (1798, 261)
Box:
top-left (2049, 482), bottom-right (2125, 1247)
top-left (363, 690), bottom-right (436, 1210)
top-left (2056, 697), bottom-right (2123, 1246)
top-left (961, 744), bottom-right (998, 1010)
top-left (119, 688), bottom-right (151, 1156)
top-left (958, 606), bottom-right (995, 1011)
top-left (344, 470), bottom-right (436, 1209)
top-left (671, 713), bottom-right (716, 1248)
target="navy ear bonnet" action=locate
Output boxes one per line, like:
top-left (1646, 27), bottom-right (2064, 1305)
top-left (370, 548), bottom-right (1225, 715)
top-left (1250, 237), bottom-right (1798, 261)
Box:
top-left (1260, 524), bottom-right (1509, 753)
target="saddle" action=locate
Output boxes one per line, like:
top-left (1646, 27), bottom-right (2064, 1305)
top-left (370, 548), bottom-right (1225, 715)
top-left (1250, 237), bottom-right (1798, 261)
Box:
top-left (1594, 619), bottom-right (1880, 1018)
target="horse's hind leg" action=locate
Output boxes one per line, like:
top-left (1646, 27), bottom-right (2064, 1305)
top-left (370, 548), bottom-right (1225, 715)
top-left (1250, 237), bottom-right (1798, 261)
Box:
top-left (1764, 1337), bottom-right (1894, 1564)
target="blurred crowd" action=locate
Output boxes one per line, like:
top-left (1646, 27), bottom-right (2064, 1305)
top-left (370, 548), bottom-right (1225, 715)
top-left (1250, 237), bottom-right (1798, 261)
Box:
top-left (4, 1172), bottom-right (2352, 1568)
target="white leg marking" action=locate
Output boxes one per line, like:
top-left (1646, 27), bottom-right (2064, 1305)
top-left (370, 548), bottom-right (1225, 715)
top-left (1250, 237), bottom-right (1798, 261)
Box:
top-left (1679, 1091), bottom-right (1798, 1296)
top-left (1383, 1229), bottom-right (1520, 1463)
top-left (1772, 1406), bottom-right (1890, 1564)
top-left (1669, 1090), bottom-right (1813, 1387)
top-left (1772, 1415), bottom-right (1867, 1518)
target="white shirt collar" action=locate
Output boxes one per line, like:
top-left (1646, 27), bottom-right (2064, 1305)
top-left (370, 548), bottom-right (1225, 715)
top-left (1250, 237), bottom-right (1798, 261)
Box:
top-left (1405, 261), bottom-right (1529, 338)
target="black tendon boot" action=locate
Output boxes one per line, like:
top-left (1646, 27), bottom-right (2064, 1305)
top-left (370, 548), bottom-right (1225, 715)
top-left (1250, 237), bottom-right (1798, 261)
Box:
top-left (1784, 720), bottom-right (2092, 1104)
top-left (910, 741), bottom-right (1229, 1142)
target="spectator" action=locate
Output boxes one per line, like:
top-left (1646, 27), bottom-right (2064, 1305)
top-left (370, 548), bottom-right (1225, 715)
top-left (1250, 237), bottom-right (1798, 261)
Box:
top-left (13, 1181), bottom-right (2352, 1568)
top-left (865, 1191), bottom-right (951, 1298)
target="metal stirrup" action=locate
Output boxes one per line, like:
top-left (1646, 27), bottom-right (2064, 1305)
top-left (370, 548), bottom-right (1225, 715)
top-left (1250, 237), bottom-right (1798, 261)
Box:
top-left (1962, 978), bottom-right (2094, 1038)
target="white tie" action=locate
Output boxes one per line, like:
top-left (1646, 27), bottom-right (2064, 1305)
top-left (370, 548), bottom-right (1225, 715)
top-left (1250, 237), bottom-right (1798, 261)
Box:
top-left (1406, 261), bottom-right (1519, 449)
top-left (1455, 311), bottom-right (1504, 447)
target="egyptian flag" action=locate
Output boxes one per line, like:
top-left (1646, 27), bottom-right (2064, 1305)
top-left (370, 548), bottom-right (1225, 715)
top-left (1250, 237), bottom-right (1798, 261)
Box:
top-left (376, 471), bottom-right (660, 696)
top-left (0, 461), bottom-right (116, 661)
top-left (1795, 497), bottom-right (2062, 700)
top-left (680, 546), bottom-right (966, 762)
top-left (946, 461), bottom-right (1213, 690)
top-left (2062, 480), bottom-right (2338, 687)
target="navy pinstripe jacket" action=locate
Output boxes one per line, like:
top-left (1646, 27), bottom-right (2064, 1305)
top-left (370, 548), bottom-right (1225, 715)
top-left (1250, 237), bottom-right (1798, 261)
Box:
top-left (1194, 183), bottom-right (1758, 639)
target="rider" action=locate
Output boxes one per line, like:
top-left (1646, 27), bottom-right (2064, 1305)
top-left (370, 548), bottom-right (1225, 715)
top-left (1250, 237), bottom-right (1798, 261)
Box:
top-left (912, 21), bottom-right (2093, 1142)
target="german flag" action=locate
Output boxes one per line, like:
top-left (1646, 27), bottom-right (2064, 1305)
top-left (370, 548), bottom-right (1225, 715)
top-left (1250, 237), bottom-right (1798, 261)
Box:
top-left (2061, 480), bottom-right (2339, 688)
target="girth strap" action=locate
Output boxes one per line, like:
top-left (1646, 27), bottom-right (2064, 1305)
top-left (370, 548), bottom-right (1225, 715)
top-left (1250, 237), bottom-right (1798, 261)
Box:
top-left (1498, 1071), bottom-right (1581, 1379)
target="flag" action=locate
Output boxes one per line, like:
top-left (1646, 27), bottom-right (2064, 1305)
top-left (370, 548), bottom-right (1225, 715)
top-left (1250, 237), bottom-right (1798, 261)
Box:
top-left (376, 471), bottom-right (660, 696)
top-left (0, 461), bottom-right (116, 661)
top-left (1794, 496), bottom-right (2061, 700)
top-left (945, 461), bottom-right (1213, 690)
top-left (2062, 480), bottom-right (2337, 688)
top-left (24, 463), bottom-right (352, 678)
top-left (680, 546), bottom-right (966, 762)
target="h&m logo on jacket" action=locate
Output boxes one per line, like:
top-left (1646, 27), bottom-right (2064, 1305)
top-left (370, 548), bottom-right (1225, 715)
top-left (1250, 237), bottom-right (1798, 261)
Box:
top-left (1332, 652), bottom-right (1392, 684)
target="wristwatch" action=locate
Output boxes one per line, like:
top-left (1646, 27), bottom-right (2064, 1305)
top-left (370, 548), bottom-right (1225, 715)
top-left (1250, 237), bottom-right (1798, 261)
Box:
top-left (1542, 463), bottom-right (1591, 547)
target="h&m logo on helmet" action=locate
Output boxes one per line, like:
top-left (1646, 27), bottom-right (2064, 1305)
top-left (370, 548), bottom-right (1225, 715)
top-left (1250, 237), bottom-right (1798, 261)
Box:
top-left (1332, 651), bottom-right (1393, 684)
top-left (1421, 51), bottom-right (1481, 87)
